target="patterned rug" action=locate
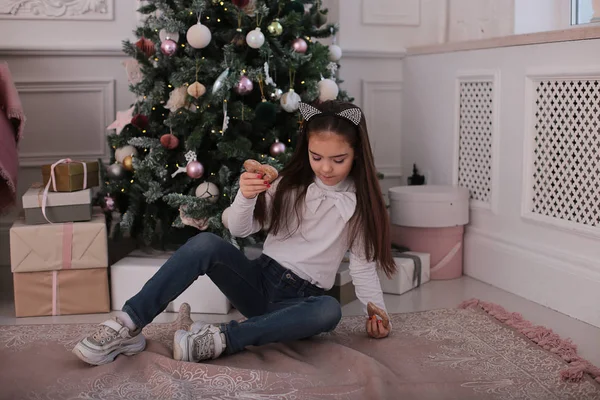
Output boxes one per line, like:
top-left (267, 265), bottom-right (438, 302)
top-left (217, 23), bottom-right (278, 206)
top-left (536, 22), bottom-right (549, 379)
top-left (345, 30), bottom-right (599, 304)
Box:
top-left (0, 301), bottom-right (599, 400)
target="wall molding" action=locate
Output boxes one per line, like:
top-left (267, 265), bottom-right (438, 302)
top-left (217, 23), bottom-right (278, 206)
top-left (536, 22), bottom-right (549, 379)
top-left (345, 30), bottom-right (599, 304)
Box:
top-left (521, 66), bottom-right (600, 239)
top-left (0, 0), bottom-right (114, 20)
top-left (452, 70), bottom-right (501, 214)
top-left (362, 80), bottom-right (404, 180)
top-left (464, 227), bottom-right (600, 328)
top-left (361, 0), bottom-right (420, 26)
top-left (15, 79), bottom-right (115, 167)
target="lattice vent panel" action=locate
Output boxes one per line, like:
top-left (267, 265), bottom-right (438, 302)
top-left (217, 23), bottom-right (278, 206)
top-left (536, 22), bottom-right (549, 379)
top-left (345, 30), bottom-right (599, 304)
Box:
top-left (530, 79), bottom-right (600, 227)
top-left (458, 81), bottom-right (494, 204)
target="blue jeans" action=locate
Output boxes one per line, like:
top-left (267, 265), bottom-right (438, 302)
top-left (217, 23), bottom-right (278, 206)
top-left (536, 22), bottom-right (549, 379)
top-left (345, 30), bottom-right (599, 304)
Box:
top-left (123, 232), bottom-right (342, 355)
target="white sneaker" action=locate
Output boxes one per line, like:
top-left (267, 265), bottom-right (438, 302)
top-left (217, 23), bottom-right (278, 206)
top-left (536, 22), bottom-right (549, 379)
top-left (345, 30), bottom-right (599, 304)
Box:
top-left (173, 324), bottom-right (225, 362)
top-left (72, 318), bottom-right (146, 365)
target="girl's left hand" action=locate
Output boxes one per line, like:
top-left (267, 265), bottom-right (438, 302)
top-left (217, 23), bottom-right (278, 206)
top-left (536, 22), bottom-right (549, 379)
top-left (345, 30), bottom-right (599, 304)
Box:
top-left (366, 316), bottom-right (390, 339)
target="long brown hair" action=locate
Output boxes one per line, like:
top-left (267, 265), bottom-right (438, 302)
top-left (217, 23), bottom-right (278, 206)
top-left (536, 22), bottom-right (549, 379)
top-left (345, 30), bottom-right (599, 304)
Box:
top-left (254, 101), bottom-right (396, 278)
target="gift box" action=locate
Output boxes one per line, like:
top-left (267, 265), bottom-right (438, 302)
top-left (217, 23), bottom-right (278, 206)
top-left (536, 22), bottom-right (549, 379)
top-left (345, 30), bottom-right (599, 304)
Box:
top-left (378, 252), bottom-right (431, 295)
top-left (10, 211), bottom-right (108, 273)
top-left (13, 268), bottom-right (110, 317)
top-left (22, 184), bottom-right (92, 225)
top-left (111, 256), bottom-right (231, 315)
top-left (327, 261), bottom-right (357, 306)
top-left (42, 160), bottom-right (99, 192)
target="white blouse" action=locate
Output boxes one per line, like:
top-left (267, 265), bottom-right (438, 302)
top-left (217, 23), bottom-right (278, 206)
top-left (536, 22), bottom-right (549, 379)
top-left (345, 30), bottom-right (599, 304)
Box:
top-left (227, 176), bottom-right (388, 316)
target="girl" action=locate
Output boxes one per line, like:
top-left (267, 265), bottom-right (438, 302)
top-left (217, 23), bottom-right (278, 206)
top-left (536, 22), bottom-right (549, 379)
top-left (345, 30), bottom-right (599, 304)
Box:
top-left (73, 100), bottom-right (396, 366)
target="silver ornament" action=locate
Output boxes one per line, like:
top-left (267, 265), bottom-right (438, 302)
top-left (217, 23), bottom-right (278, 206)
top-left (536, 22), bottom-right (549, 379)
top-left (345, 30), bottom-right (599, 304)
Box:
top-left (212, 68), bottom-right (230, 94)
top-left (270, 88), bottom-right (283, 100)
top-left (107, 163), bottom-right (126, 180)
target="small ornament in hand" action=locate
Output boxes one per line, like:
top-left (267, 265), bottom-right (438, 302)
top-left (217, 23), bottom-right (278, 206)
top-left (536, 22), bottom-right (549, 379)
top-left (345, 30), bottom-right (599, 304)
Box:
top-left (366, 302), bottom-right (390, 339)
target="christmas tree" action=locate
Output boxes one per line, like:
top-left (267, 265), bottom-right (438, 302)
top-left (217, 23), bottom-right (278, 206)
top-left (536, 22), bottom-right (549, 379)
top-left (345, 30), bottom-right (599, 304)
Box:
top-left (101, 0), bottom-right (349, 250)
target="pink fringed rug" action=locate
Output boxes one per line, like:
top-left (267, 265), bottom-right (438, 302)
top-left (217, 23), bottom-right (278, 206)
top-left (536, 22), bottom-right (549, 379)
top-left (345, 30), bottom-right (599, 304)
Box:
top-left (1, 304), bottom-right (599, 400)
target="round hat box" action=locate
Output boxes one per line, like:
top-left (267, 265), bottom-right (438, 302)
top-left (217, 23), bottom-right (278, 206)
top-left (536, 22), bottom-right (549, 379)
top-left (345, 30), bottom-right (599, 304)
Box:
top-left (389, 185), bottom-right (469, 280)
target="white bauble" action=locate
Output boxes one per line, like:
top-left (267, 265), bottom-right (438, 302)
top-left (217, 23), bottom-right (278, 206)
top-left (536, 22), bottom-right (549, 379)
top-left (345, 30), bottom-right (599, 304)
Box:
top-left (195, 182), bottom-right (220, 203)
top-left (318, 78), bottom-right (339, 102)
top-left (328, 44), bottom-right (342, 62)
top-left (246, 27), bottom-right (265, 49)
top-left (159, 29), bottom-right (180, 42)
top-left (280, 89), bottom-right (301, 112)
top-left (221, 206), bottom-right (231, 229)
top-left (115, 145), bottom-right (138, 163)
top-left (186, 23), bottom-right (212, 49)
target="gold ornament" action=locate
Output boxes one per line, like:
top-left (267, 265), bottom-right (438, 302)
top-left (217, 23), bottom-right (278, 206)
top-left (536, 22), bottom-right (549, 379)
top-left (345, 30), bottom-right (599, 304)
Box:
top-left (187, 81), bottom-right (206, 99)
top-left (267, 19), bottom-right (283, 36)
top-left (123, 155), bottom-right (134, 171)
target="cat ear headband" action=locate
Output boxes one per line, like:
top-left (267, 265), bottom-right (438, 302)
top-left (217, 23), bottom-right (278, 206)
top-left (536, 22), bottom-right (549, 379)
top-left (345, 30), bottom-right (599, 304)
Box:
top-left (298, 102), bottom-right (362, 126)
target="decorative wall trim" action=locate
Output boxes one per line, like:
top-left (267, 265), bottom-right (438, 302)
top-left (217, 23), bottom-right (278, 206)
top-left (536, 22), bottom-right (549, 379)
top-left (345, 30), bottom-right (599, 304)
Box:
top-left (362, 80), bottom-right (404, 179)
top-left (464, 227), bottom-right (600, 328)
top-left (0, 0), bottom-right (114, 20)
top-left (522, 66), bottom-right (600, 239)
top-left (15, 79), bottom-right (115, 167)
top-left (361, 0), bottom-right (420, 26)
top-left (452, 70), bottom-right (501, 213)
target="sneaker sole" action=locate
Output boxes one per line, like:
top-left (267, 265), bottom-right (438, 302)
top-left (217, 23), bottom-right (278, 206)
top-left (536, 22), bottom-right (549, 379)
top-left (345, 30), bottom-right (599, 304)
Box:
top-left (72, 335), bottom-right (146, 366)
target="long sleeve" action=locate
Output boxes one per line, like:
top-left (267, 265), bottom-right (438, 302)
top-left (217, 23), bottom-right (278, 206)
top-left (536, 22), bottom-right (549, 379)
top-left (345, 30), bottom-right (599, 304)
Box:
top-left (348, 238), bottom-right (388, 317)
top-left (227, 178), bottom-right (278, 238)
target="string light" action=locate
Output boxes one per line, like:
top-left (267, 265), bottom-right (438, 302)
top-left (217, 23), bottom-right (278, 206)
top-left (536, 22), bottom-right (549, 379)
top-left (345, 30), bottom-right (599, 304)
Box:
top-left (168, 84), bottom-right (172, 88)
top-left (217, 18), bottom-right (221, 22)
top-left (190, 11), bottom-right (193, 15)
top-left (154, 58), bottom-right (159, 61)
top-left (152, 107), bottom-right (156, 110)
top-left (301, 81), bottom-right (305, 84)
top-left (121, 188), bottom-right (125, 192)
top-left (181, 44), bottom-right (186, 47)
top-left (206, 16), bottom-right (210, 20)
top-left (224, 7), bottom-right (228, 10)
top-left (130, 179), bottom-right (134, 183)
top-left (142, 130), bottom-right (147, 133)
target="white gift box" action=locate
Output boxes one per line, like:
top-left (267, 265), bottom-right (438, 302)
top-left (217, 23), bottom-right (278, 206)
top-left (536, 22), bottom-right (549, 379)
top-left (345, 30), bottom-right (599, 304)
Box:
top-left (378, 252), bottom-right (431, 295)
top-left (110, 256), bottom-right (231, 315)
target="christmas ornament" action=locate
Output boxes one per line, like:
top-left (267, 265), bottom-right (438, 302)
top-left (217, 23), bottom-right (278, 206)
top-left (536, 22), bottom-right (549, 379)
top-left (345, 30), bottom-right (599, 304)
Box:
top-left (180, 205), bottom-right (209, 231)
top-left (264, 61), bottom-right (275, 86)
top-left (186, 161), bottom-right (204, 179)
top-left (212, 68), bottom-right (230, 94)
top-left (160, 133), bottom-right (179, 149)
top-left (131, 114), bottom-right (148, 130)
top-left (222, 101), bottom-right (230, 133)
top-left (195, 182), bottom-right (220, 203)
top-left (232, 0), bottom-right (249, 7)
top-left (165, 86), bottom-right (189, 112)
top-left (187, 81), bottom-right (206, 99)
top-left (135, 37), bottom-right (155, 57)
top-left (107, 163), bottom-right (126, 180)
top-left (318, 78), bottom-right (339, 102)
top-left (172, 151), bottom-right (199, 178)
top-left (107, 106), bottom-right (134, 135)
top-left (270, 88), bottom-right (283, 100)
top-left (103, 195), bottom-right (116, 212)
top-left (231, 28), bottom-right (246, 48)
top-left (122, 155), bottom-right (134, 171)
top-left (329, 45), bottom-right (342, 62)
top-left (159, 29), bottom-right (180, 43)
top-left (255, 101), bottom-right (277, 126)
top-left (267, 19), bottom-right (283, 36)
top-left (291, 38), bottom-right (308, 53)
top-left (270, 139), bottom-right (286, 157)
top-left (160, 39), bottom-right (177, 56)
top-left (283, 1), bottom-right (304, 15)
top-left (246, 27), bottom-right (265, 49)
top-left (221, 207), bottom-right (231, 229)
top-left (234, 75), bottom-right (254, 95)
top-left (187, 22), bottom-right (212, 49)
top-left (280, 89), bottom-right (301, 112)
top-left (122, 59), bottom-right (143, 85)
top-left (115, 145), bottom-right (138, 163)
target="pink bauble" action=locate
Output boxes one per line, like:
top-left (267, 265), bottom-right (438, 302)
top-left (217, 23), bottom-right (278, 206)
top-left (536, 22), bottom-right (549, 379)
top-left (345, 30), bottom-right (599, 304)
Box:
top-left (270, 140), bottom-right (286, 156)
top-left (291, 38), bottom-right (308, 53)
top-left (234, 75), bottom-right (254, 95)
top-left (186, 161), bottom-right (204, 179)
top-left (160, 39), bottom-right (177, 56)
top-left (103, 195), bottom-right (116, 212)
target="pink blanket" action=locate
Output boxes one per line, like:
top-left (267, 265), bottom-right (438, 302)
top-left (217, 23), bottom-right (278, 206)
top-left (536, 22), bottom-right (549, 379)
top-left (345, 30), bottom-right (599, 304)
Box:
top-left (0, 62), bottom-right (25, 213)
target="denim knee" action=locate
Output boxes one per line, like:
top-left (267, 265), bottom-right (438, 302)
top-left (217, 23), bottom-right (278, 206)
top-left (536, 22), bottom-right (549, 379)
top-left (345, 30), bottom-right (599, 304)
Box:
top-left (185, 232), bottom-right (223, 252)
top-left (312, 296), bottom-right (342, 332)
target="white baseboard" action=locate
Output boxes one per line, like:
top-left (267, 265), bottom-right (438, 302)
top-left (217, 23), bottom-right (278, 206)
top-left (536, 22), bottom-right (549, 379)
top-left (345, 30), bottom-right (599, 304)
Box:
top-left (464, 227), bottom-right (600, 328)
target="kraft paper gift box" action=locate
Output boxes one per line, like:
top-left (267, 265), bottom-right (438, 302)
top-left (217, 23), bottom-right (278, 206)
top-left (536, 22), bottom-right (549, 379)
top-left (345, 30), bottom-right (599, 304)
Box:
top-left (377, 252), bottom-right (431, 295)
top-left (22, 184), bottom-right (92, 225)
top-left (10, 211), bottom-right (108, 273)
top-left (13, 268), bottom-right (110, 317)
top-left (327, 261), bottom-right (357, 306)
top-left (42, 160), bottom-right (99, 192)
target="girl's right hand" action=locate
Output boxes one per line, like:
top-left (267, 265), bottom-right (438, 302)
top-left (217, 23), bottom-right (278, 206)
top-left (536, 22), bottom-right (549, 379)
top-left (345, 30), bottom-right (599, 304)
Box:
top-left (240, 172), bottom-right (271, 199)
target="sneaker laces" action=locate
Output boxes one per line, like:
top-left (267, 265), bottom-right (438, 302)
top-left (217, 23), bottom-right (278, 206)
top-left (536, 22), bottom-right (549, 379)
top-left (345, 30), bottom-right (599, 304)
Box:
top-left (91, 319), bottom-right (120, 343)
top-left (192, 328), bottom-right (217, 360)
